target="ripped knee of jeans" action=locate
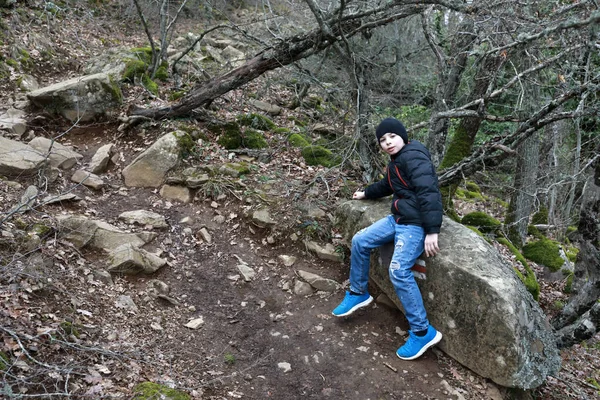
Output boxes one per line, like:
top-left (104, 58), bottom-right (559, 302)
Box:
top-left (390, 260), bottom-right (401, 271)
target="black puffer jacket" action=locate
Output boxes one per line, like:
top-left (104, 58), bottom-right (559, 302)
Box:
top-left (364, 140), bottom-right (443, 234)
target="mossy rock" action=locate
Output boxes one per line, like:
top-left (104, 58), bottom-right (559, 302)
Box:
top-left (288, 133), bottom-right (310, 148)
top-left (211, 122), bottom-right (242, 149)
top-left (565, 246), bottom-right (579, 263)
top-left (30, 223), bottom-right (52, 237)
top-left (237, 113), bottom-right (276, 131)
top-left (465, 225), bottom-right (484, 237)
top-left (243, 129), bottom-right (268, 149)
top-left (497, 237), bottom-right (540, 300)
top-left (288, 115), bottom-right (308, 127)
top-left (522, 239), bottom-right (564, 272)
top-left (142, 75), bottom-right (158, 95)
top-left (465, 181), bottom-right (481, 193)
top-left (273, 127), bottom-right (291, 134)
top-left (301, 145), bottom-right (338, 167)
top-left (527, 225), bottom-right (544, 239)
top-left (122, 59), bottom-right (147, 82)
top-left (531, 207), bottom-right (549, 225)
top-left (59, 321), bottom-right (80, 337)
top-left (154, 65), bottom-right (168, 81)
top-left (303, 95), bottom-right (323, 111)
top-left (564, 272), bottom-right (574, 294)
top-left (460, 212), bottom-right (501, 233)
top-left (173, 131), bottom-right (195, 158)
top-left (130, 47), bottom-right (153, 64)
top-left (133, 382), bottom-right (190, 400)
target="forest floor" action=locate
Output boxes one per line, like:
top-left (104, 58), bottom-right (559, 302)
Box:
top-left (1, 2), bottom-right (599, 399)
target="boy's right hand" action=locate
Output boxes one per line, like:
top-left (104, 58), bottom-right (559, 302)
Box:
top-left (353, 190), bottom-right (366, 200)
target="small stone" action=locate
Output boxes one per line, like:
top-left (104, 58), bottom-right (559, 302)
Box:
top-left (277, 362), bottom-right (291, 373)
top-left (71, 169), bottom-right (105, 190)
top-left (185, 317), bottom-right (205, 330)
top-left (290, 233), bottom-right (298, 242)
top-left (180, 216), bottom-right (193, 224)
top-left (198, 228), bottom-right (212, 243)
top-left (213, 215), bottom-right (226, 224)
top-left (237, 264), bottom-right (256, 282)
top-left (293, 280), bottom-right (313, 296)
top-left (278, 255), bottom-right (297, 267)
top-left (211, 201), bottom-right (218, 208)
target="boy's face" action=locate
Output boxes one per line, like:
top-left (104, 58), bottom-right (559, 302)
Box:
top-left (379, 132), bottom-right (405, 155)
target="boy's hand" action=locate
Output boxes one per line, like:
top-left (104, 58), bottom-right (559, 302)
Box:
top-left (424, 233), bottom-right (439, 257)
top-left (352, 190), bottom-right (366, 200)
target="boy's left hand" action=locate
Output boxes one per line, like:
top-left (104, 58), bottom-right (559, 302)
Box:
top-left (424, 233), bottom-right (439, 257)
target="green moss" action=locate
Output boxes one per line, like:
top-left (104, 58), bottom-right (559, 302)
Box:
top-left (301, 145), bottom-right (338, 168)
top-left (495, 198), bottom-right (509, 208)
top-left (288, 115), bottom-right (308, 127)
top-left (142, 75), bottom-right (158, 95)
top-left (155, 65), bottom-right (168, 81)
top-left (439, 123), bottom-right (473, 170)
top-left (531, 207), bottom-right (549, 225)
top-left (103, 73), bottom-right (123, 103)
top-left (565, 246), bottom-right (579, 263)
top-left (566, 226), bottom-right (577, 235)
top-left (498, 237), bottom-right (540, 299)
top-left (465, 190), bottom-right (484, 201)
top-left (59, 321), bottom-right (80, 338)
top-left (215, 122), bottom-right (243, 149)
top-left (224, 162), bottom-right (250, 175)
top-left (522, 239), bottom-right (564, 272)
top-left (273, 127), bottom-right (290, 134)
top-left (122, 59), bottom-right (147, 82)
top-left (133, 382), bottom-right (190, 400)
top-left (30, 223), bottom-right (52, 236)
top-left (173, 131), bottom-right (195, 158)
top-left (237, 113), bottom-right (276, 131)
top-left (0, 351), bottom-right (8, 371)
top-left (455, 187), bottom-right (467, 199)
top-left (304, 95), bottom-right (323, 111)
top-left (130, 47), bottom-right (153, 64)
top-left (466, 226), bottom-right (483, 236)
top-left (224, 353), bottom-right (236, 365)
top-left (288, 133), bottom-right (310, 148)
top-left (169, 90), bottom-right (186, 101)
top-left (6, 58), bottom-right (18, 68)
top-left (527, 225), bottom-right (544, 239)
top-left (461, 212), bottom-right (501, 233)
top-left (564, 272), bottom-right (574, 294)
top-left (243, 129), bottom-right (268, 149)
top-left (465, 181), bottom-right (481, 193)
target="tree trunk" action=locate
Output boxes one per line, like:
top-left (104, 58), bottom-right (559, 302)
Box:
top-left (426, 16), bottom-right (476, 167)
top-left (505, 132), bottom-right (540, 247)
top-left (552, 151), bottom-right (600, 347)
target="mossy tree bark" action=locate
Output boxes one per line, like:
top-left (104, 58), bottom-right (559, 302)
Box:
top-left (437, 54), bottom-right (505, 217)
top-left (424, 15), bottom-right (476, 168)
top-left (552, 148), bottom-right (600, 347)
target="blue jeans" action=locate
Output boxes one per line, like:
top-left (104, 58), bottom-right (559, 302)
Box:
top-left (349, 215), bottom-right (428, 332)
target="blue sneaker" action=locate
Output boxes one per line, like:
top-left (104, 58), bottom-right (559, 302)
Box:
top-left (332, 291), bottom-right (373, 317)
top-left (396, 325), bottom-right (442, 360)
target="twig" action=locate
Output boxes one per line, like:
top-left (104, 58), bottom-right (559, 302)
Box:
top-left (383, 362), bottom-right (397, 372)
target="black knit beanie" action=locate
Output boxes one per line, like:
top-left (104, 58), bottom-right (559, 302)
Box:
top-left (376, 118), bottom-right (408, 145)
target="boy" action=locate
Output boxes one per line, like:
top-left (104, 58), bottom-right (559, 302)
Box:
top-left (332, 117), bottom-right (443, 360)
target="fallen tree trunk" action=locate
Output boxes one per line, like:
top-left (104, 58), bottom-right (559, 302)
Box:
top-left (129, 3), bottom-right (427, 119)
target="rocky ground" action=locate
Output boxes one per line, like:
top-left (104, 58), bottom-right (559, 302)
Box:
top-left (1, 2), bottom-right (599, 400)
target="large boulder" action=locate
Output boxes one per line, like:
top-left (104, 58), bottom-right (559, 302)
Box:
top-left (122, 131), bottom-right (189, 188)
top-left (0, 137), bottom-right (46, 176)
top-left (27, 72), bottom-right (122, 122)
top-left (335, 199), bottom-right (560, 389)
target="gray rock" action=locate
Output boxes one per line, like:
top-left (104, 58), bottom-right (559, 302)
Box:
top-left (248, 99), bottom-right (281, 116)
top-left (335, 199), bottom-right (560, 389)
top-left (296, 270), bottom-right (340, 292)
top-left (159, 184), bottom-right (191, 203)
top-left (122, 131), bottom-right (186, 187)
top-left (115, 295), bottom-right (138, 312)
top-left (304, 240), bottom-right (343, 262)
top-left (0, 108), bottom-right (27, 137)
top-left (237, 263), bottom-right (256, 282)
top-left (0, 137), bottom-right (46, 176)
top-left (89, 143), bottom-right (114, 174)
top-left (71, 169), bottom-right (105, 190)
top-left (198, 227), bottom-right (212, 243)
top-left (41, 193), bottom-right (82, 205)
top-left (221, 45), bottom-right (246, 67)
top-left (108, 243), bottom-right (167, 275)
top-left (147, 279), bottom-right (170, 296)
top-left (278, 255), bottom-right (297, 267)
top-left (28, 137), bottom-right (83, 170)
top-left (11, 185), bottom-right (38, 213)
top-left (17, 74), bottom-right (39, 92)
top-left (93, 269), bottom-right (113, 285)
top-left (251, 209), bottom-right (276, 228)
top-left (28, 72), bottom-right (122, 122)
top-left (118, 210), bottom-right (168, 229)
top-left (185, 317), bottom-right (205, 330)
top-left (185, 173), bottom-right (210, 188)
top-left (57, 215), bottom-right (151, 251)
top-left (293, 279), bottom-right (313, 296)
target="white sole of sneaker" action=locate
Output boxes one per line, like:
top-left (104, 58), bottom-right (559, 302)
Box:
top-left (332, 295), bottom-right (373, 317)
top-left (396, 331), bottom-right (443, 361)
